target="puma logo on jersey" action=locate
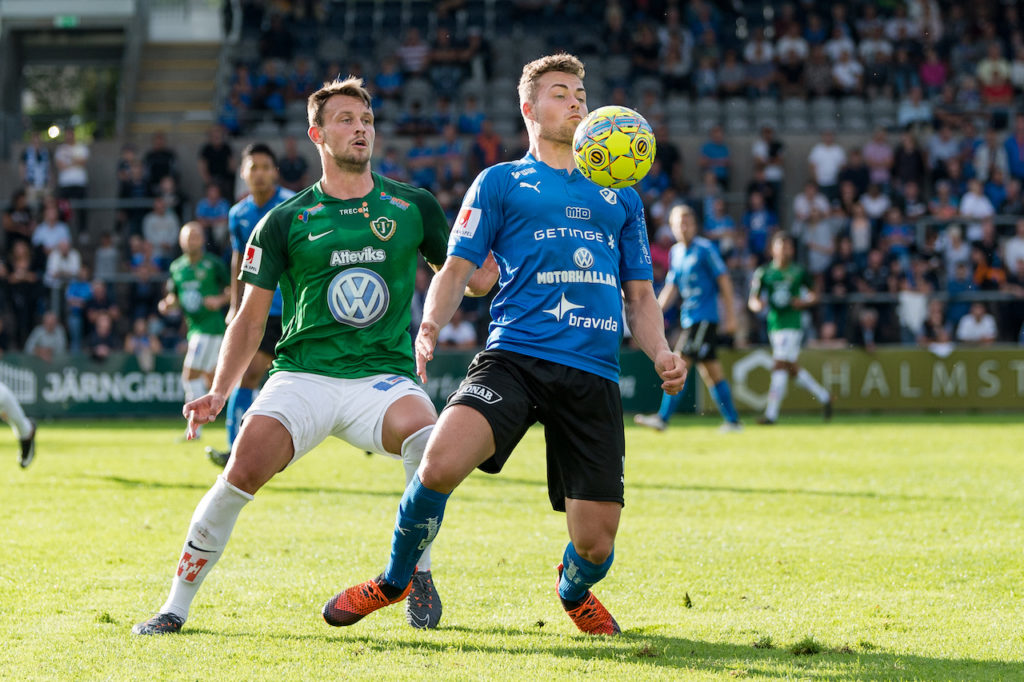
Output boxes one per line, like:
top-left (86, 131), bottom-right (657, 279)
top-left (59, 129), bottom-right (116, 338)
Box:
top-left (307, 230), bottom-right (331, 241)
top-left (519, 181), bottom-right (541, 193)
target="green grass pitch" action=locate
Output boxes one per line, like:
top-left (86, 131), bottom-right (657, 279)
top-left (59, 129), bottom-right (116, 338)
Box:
top-left (1, 415), bottom-right (1022, 680)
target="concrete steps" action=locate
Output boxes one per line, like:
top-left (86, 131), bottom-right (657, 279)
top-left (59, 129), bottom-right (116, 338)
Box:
top-left (129, 41), bottom-right (221, 133)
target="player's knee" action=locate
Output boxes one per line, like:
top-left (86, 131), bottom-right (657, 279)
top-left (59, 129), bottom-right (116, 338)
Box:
top-left (417, 461), bottom-right (458, 495)
top-left (573, 538), bottom-right (614, 565)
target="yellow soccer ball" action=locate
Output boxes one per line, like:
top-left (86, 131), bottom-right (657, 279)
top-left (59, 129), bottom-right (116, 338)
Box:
top-left (572, 105), bottom-right (656, 189)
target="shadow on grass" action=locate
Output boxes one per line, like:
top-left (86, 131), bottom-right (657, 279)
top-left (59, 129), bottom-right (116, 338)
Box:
top-left (85, 475), bottom-right (401, 500)
top-left (179, 624), bottom-right (1020, 679)
top-left (479, 475), bottom-right (958, 502)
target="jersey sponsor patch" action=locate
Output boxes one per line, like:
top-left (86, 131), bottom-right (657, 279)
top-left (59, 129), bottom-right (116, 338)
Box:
top-left (330, 247), bottom-right (386, 266)
top-left (573, 247), bottom-right (594, 269)
top-left (242, 245), bottom-right (263, 274)
top-left (456, 383), bottom-right (502, 404)
top-left (326, 267), bottom-right (390, 328)
top-left (370, 216), bottom-right (397, 241)
top-left (297, 202), bottom-right (326, 223)
top-left (453, 206), bottom-right (481, 239)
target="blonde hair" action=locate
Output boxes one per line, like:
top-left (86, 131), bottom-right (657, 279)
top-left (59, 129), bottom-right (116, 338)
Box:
top-left (517, 53), bottom-right (586, 107)
top-left (307, 77), bottom-right (373, 127)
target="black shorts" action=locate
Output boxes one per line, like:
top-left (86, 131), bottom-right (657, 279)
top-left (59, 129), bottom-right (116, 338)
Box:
top-left (446, 349), bottom-right (625, 512)
top-left (259, 316), bottom-right (283, 357)
top-left (675, 320), bottom-right (718, 361)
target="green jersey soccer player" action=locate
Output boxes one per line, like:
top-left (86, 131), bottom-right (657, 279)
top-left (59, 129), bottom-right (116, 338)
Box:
top-left (133, 77), bottom-right (496, 637)
top-left (749, 232), bottom-right (832, 424)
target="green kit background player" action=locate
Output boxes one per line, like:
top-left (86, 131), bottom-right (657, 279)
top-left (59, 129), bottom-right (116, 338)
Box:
top-left (132, 77), bottom-right (496, 636)
top-left (748, 232), bottom-right (832, 424)
top-left (158, 222), bottom-right (230, 437)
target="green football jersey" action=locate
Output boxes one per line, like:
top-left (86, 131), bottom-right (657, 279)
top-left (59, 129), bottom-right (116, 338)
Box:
top-left (751, 262), bottom-right (813, 331)
top-left (239, 173), bottom-right (449, 380)
top-left (168, 252), bottom-right (230, 338)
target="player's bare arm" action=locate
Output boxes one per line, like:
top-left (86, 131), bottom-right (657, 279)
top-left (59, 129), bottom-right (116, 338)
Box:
top-left (792, 289), bottom-right (819, 309)
top-left (226, 250), bottom-right (243, 322)
top-left (656, 281), bottom-right (680, 312)
top-left (717, 273), bottom-right (737, 334)
top-left (465, 252), bottom-right (499, 297)
top-left (623, 279), bottom-right (686, 395)
top-left (415, 255), bottom-right (478, 383)
top-left (184, 283), bottom-right (272, 434)
top-left (204, 287), bottom-right (230, 311)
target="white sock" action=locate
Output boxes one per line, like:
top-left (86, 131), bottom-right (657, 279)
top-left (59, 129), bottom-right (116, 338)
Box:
top-left (765, 370), bottom-right (788, 422)
top-left (183, 376), bottom-right (209, 403)
top-left (0, 381), bottom-right (32, 439)
top-left (160, 475), bottom-right (253, 621)
top-left (401, 425), bottom-right (435, 572)
top-left (796, 368), bottom-right (831, 403)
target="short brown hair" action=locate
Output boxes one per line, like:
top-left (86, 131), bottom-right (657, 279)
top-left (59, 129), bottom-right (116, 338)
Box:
top-left (307, 77), bottom-right (373, 127)
top-left (517, 53), bottom-right (585, 107)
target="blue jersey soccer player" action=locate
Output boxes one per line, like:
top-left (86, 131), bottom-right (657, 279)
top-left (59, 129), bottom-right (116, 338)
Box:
top-left (205, 143), bottom-right (294, 467)
top-left (323, 54), bottom-right (686, 635)
top-left (634, 204), bottom-right (742, 432)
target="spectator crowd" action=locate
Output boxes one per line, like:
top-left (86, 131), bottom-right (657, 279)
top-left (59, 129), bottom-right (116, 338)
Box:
top-left (3, 0), bottom-right (1024, 363)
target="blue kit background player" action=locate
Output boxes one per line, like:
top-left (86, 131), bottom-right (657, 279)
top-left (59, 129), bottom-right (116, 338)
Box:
top-left (635, 204), bottom-right (741, 432)
top-left (323, 53), bottom-right (686, 635)
top-left (206, 143), bottom-right (294, 466)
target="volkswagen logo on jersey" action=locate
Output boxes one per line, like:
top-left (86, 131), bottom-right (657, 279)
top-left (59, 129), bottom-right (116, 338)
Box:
top-left (327, 267), bottom-right (390, 328)
top-left (573, 247), bottom-right (595, 269)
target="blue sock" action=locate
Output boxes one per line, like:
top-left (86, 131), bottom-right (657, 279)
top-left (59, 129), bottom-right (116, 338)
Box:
top-left (558, 542), bottom-right (614, 603)
top-left (383, 474), bottom-right (450, 589)
top-left (710, 380), bottom-right (740, 424)
top-left (657, 371), bottom-right (693, 422)
top-left (226, 388), bottom-right (255, 446)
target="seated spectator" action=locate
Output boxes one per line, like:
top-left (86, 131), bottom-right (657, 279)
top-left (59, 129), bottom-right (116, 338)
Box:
top-left (839, 148), bottom-right (870, 197)
top-left (793, 181), bottom-right (829, 227)
top-left (198, 125), bottom-right (235, 201)
top-left (742, 191), bottom-right (777, 260)
top-left (971, 245), bottom-right (1007, 290)
top-left (141, 196), bottom-right (179, 267)
top-left (259, 13), bottom-right (294, 61)
top-left (804, 13), bottom-right (827, 46)
top-left (44, 238), bottom-right (81, 290)
top-left (158, 174), bottom-right (188, 223)
top-left (851, 307), bottom-right (880, 351)
top-left (824, 25), bottom-right (855, 63)
top-left (693, 55), bottom-right (718, 97)
top-left (92, 232), bottom-right (120, 286)
top-left (700, 125), bottom-right (730, 189)
top-left (803, 208), bottom-right (836, 278)
top-left (823, 258), bottom-right (857, 333)
top-left (984, 168), bottom-right (1008, 211)
top-left (471, 120), bottom-right (504, 174)
top-left (65, 265), bottom-right (92, 354)
top-left (85, 279), bottom-right (120, 339)
top-left (429, 27), bottom-right (467, 99)
top-left (858, 25), bottom-right (892, 65)
top-left (776, 23), bottom-right (808, 62)
top-left (848, 203), bottom-right (873, 269)
top-left (803, 45), bottom-right (833, 98)
top-left (746, 163), bottom-right (778, 215)
top-left (860, 183), bottom-right (891, 222)
top-left (956, 302), bottom-right (997, 344)
top-left (31, 204), bottom-right (71, 256)
top-left (918, 299), bottom-right (953, 345)
top-left (977, 42), bottom-right (1011, 90)
top-left (808, 130), bottom-right (846, 201)
top-left (974, 127), bottom-right (1009, 183)
top-left (435, 123), bottom-right (467, 189)
top-left (397, 26), bottom-right (430, 76)
top-left (660, 31), bottom-right (694, 94)
top-left (893, 131), bottom-right (927, 192)
top-left (194, 183), bottom-right (231, 251)
top-left (405, 134), bottom-right (437, 189)
top-left (255, 59), bottom-right (289, 124)
top-left (704, 197), bottom-right (736, 256)
top-left (890, 48), bottom-right (921, 98)
top-left (6, 241), bottom-right (40, 348)
top-left (716, 49), bottom-right (746, 97)
top-left (437, 307), bottom-right (478, 349)
top-left (125, 316), bottom-right (162, 372)
top-left (832, 49), bottom-right (864, 95)
top-left (129, 236), bottom-right (160, 320)
top-left (880, 206), bottom-right (914, 264)
top-left (457, 95), bottom-right (487, 136)
top-left (946, 261), bottom-right (975, 324)
top-left (142, 131), bottom-right (178, 196)
top-left (897, 86), bottom-right (932, 129)
top-left (927, 124), bottom-right (960, 179)
top-left (928, 181), bottom-right (959, 219)
top-left (87, 310), bottom-right (121, 362)
top-left (959, 179), bottom-right (995, 241)
top-left (24, 311), bottom-right (67, 362)
top-left (378, 146), bottom-right (409, 183)
top-left (118, 160), bottom-right (151, 236)
top-left (956, 76), bottom-right (983, 116)
top-left (1004, 113), bottom-right (1024, 182)
top-left (900, 181), bottom-right (928, 220)
top-left (374, 56), bottom-right (404, 102)
top-left (278, 135), bottom-right (309, 192)
top-left (289, 57), bottom-right (317, 102)
top-left (918, 47), bottom-right (948, 97)
top-left (219, 86), bottom-right (249, 136)
top-left (1004, 219), bottom-right (1024, 274)
top-left (4, 188), bottom-right (35, 251)
top-left (808, 320), bottom-right (848, 349)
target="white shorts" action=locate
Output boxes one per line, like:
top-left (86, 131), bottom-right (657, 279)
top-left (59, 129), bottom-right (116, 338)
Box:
top-left (184, 333), bottom-right (223, 373)
top-left (769, 329), bottom-right (803, 363)
top-left (245, 371), bottom-right (435, 466)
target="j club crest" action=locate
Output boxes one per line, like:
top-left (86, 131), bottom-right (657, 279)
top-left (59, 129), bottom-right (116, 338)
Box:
top-left (370, 216), bottom-right (397, 241)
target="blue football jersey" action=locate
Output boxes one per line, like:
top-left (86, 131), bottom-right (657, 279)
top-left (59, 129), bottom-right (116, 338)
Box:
top-left (229, 186), bottom-right (295, 316)
top-left (448, 153), bottom-right (653, 381)
top-left (667, 237), bottom-right (727, 327)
